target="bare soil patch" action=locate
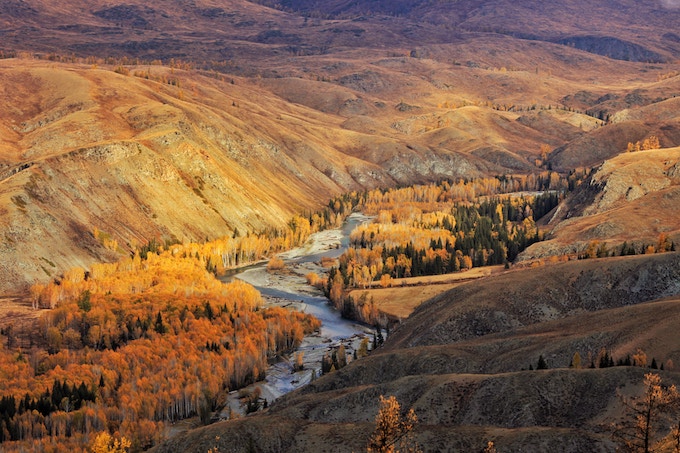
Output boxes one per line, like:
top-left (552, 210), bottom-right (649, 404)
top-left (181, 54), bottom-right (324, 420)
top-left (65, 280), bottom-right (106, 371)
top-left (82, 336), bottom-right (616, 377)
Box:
top-left (0, 297), bottom-right (41, 348)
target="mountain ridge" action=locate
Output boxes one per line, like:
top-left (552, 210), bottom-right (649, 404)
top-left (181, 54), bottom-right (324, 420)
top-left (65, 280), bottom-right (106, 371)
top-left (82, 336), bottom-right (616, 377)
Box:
top-left (2, 0), bottom-right (680, 292)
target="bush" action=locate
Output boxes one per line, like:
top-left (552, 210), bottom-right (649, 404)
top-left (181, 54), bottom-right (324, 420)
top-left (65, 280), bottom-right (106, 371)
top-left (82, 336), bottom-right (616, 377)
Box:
top-left (266, 256), bottom-right (285, 271)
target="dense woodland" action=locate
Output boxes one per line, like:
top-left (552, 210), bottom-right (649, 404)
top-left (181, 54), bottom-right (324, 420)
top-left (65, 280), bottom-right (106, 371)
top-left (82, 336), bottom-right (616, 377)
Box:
top-left (1, 258), bottom-right (321, 451)
top-left (0, 195), bottom-right (359, 451)
top-left (320, 175), bottom-right (575, 324)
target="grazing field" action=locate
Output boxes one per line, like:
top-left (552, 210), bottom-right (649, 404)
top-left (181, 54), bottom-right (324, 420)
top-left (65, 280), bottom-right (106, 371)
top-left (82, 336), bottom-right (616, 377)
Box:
top-left (349, 266), bottom-right (504, 319)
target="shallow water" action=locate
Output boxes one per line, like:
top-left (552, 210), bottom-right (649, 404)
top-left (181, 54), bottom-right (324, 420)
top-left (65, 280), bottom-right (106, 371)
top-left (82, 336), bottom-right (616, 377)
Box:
top-left (219, 213), bottom-right (375, 416)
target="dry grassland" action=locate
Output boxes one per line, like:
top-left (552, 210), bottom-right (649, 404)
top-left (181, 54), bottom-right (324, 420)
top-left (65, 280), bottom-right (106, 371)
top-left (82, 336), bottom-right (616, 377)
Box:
top-left (349, 266), bottom-right (504, 319)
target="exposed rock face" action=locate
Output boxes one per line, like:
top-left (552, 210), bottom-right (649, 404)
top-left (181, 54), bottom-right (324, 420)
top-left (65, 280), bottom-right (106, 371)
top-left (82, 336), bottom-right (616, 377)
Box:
top-left (521, 148), bottom-right (680, 260)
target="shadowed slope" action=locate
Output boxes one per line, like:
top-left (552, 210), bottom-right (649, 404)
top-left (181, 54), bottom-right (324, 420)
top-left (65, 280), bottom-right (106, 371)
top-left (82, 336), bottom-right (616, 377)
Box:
top-left (151, 253), bottom-right (680, 452)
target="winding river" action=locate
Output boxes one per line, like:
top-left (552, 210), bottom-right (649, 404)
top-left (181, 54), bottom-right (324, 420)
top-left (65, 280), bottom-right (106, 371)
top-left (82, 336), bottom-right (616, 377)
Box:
top-left (220, 213), bottom-right (374, 413)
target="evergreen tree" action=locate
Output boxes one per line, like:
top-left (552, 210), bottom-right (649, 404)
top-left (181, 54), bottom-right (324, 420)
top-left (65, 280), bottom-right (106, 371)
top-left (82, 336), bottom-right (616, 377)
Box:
top-left (154, 311), bottom-right (166, 334)
top-left (536, 355), bottom-right (548, 370)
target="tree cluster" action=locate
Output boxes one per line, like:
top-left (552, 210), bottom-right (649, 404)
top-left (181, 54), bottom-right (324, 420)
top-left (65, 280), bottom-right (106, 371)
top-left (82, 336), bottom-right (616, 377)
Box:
top-left (626, 135), bottom-right (661, 153)
top-left (4, 235), bottom-right (322, 450)
top-left (578, 234), bottom-right (675, 261)
top-left (322, 179), bottom-right (565, 324)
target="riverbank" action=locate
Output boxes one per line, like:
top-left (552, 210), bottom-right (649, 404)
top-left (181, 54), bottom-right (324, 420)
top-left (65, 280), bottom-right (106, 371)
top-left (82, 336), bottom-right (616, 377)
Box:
top-left (220, 214), bottom-right (375, 418)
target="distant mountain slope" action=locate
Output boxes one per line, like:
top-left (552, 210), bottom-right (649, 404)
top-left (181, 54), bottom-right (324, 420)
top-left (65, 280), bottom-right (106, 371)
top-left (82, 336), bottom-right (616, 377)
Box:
top-left (3, 0), bottom-right (679, 63)
top-left (253, 0), bottom-right (680, 61)
top-left (2, 0), bottom-right (680, 295)
top-left (523, 148), bottom-right (680, 260)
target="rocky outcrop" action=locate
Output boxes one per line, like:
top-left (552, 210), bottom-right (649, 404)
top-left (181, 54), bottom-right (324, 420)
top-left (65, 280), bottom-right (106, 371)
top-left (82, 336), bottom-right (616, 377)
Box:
top-left (522, 148), bottom-right (680, 260)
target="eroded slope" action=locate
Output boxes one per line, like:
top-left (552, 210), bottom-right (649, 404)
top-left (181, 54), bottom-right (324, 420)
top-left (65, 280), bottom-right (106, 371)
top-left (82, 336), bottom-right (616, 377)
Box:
top-left (152, 253), bottom-right (680, 453)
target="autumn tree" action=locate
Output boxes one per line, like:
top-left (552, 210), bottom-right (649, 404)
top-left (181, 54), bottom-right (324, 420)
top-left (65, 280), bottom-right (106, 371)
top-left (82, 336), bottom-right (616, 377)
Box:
top-left (367, 395), bottom-right (420, 453)
top-left (91, 432), bottom-right (131, 453)
top-left (293, 351), bottom-right (304, 372)
top-left (642, 136), bottom-right (660, 150)
top-left (267, 256), bottom-right (285, 271)
top-left (633, 349), bottom-right (648, 368)
top-left (612, 373), bottom-right (680, 453)
top-left (483, 441), bottom-right (498, 453)
top-left (358, 337), bottom-right (370, 359)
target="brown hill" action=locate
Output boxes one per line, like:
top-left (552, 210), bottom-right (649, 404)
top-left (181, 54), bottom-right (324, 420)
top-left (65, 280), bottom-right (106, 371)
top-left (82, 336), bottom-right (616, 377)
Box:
top-left (523, 148), bottom-right (680, 260)
top-left (152, 253), bottom-right (680, 452)
top-left (1, 1), bottom-right (680, 293)
top-left (0, 59), bottom-right (391, 293)
top-left (4, 46), bottom-right (677, 294)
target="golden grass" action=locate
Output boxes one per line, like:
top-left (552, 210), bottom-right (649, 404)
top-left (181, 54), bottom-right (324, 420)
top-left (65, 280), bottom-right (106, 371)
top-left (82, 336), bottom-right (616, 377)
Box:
top-left (388, 266), bottom-right (502, 286)
top-left (350, 283), bottom-right (461, 319)
top-left (349, 266), bottom-right (504, 319)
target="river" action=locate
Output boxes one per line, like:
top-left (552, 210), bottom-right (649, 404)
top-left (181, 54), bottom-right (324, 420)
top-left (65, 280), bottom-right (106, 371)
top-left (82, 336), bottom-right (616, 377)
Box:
top-left (219, 213), bottom-right (375, 415)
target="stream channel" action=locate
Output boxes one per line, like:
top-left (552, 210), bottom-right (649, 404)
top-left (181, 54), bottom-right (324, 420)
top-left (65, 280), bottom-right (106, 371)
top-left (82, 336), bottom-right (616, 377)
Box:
top-left (219, 213), bottom-right (375, 416)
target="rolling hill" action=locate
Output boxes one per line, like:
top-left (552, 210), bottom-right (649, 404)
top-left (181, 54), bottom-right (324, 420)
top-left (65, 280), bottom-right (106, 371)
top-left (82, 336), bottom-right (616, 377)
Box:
top-left (151, 253), bottom-right (680, 452)
top-left (1, 1), bottom-right (680, 450)
top-left (2, 0), bottom-right (679, 293)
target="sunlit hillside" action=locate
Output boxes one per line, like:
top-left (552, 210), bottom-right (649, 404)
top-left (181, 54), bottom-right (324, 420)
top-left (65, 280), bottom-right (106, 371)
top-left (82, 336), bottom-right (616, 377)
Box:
top-left (1, 0), bottom-right (680, 451)
top-left (522, 147), bottom-right (680, 260)
top-left (2, 49), bottom-right (679, 293)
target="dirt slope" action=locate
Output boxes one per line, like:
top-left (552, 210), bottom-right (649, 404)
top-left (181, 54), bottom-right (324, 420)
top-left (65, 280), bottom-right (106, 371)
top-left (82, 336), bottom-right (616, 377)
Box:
top-left (523, 148), bottom-right (680, 260)
top-left (152, 253), bottom-right (680, 452)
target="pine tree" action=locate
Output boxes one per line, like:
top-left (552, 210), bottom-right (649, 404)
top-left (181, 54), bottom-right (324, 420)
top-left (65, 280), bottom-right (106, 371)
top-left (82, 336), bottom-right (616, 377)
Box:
top-left (536, 355), bottom-right (548, 370)
top-left (154, 311), bottom-right (166, 334)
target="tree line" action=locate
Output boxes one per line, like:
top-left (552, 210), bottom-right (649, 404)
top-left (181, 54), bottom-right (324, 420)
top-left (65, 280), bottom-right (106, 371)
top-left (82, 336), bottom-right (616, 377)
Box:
top-left (318, 178), bottom-right (566, 324)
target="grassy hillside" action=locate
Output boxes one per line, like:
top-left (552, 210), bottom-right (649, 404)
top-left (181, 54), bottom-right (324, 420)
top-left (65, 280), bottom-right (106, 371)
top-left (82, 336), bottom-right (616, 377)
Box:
top-left (151, 253), bottom-right (680, 452)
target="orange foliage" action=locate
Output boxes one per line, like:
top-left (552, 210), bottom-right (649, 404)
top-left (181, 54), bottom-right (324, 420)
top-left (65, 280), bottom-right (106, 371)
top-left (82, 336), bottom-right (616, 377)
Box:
top-left (6, 240), bottom-right (321, 450)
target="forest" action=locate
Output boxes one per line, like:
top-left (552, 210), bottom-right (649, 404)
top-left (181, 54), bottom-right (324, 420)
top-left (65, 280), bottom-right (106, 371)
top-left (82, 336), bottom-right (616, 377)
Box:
top-left (0, 194), bottom-right (360, 452)
top-left (319, 175), bottom-right (573, 324)
top-left (0, 256), bottom-right (321, 451)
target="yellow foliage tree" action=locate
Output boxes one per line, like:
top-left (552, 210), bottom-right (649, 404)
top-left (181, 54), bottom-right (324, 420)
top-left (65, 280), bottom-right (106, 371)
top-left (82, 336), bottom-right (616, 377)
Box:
top-left (612, 373), bottom-right (679, 453)
top-left (91, 432), bottom-right (131, 453)
top-left (367, 395), bottom-right (420, 453)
